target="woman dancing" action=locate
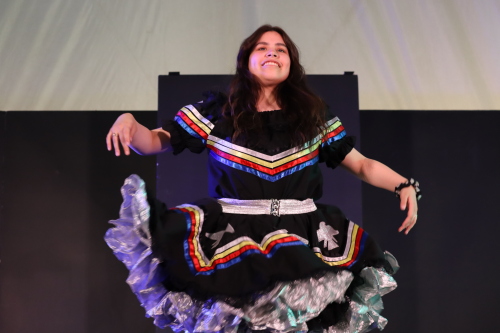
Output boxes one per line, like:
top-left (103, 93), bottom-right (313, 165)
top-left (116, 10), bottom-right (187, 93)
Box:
top-left (105, 25), bottom-right (420, 333)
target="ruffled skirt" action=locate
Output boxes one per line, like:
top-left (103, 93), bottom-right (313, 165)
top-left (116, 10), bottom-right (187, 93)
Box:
top-left (105, 175), bottom-right (398, 333)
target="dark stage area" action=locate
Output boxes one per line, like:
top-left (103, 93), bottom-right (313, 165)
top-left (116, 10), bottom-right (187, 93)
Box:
top-left (1, 106), bottom-right (499, 332)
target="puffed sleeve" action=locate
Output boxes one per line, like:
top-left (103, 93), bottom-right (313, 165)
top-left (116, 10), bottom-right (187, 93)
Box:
top-left (318, 112), bottom-right (356, 169)
top-left (162, 92), bottom-right (226, 155)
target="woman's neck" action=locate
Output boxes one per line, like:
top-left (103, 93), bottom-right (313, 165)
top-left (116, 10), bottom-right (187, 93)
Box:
top-left (256, 87), bottom-right (280, 112)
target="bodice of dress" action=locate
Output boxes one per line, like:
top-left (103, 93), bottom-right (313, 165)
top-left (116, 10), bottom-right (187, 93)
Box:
top-left (162, 94), bottom-right (355, 201)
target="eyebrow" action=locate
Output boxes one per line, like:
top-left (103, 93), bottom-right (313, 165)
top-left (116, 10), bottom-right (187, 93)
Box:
top-left (256, 41), bottom-right (288, 48)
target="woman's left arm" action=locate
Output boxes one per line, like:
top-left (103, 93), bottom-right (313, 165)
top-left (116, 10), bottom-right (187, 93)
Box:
top-left (340, 148), bottom-right (418, 235)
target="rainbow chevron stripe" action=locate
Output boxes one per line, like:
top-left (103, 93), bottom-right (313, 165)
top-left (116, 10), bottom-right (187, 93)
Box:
top-left (174, 105), bottom-right (348, 181)
top-left (171, 204), bottom-right (305, 275)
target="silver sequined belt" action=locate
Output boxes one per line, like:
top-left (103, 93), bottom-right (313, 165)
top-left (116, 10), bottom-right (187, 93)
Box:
top-left (217, 198), bottom-right (317, 217)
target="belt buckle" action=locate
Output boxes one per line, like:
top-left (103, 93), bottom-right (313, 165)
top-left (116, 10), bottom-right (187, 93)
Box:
top-left (270, 199), bottom-right (280, 217)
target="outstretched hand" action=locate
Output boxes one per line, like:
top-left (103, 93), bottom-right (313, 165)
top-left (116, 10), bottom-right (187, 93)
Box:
top-left (106, 113), bottom-right (137, 156)
top-left (398, 186), bottom-right (418, 234)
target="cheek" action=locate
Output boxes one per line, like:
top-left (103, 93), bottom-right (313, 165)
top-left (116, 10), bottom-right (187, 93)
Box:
top-left (248, 56), bottom-right (258, 71)
top-left (284, 61), bottom-right (291, 75)
top-left (286, 56), bottom-right (291, 68)
top-left (282, 57), bottom-right (291, 71)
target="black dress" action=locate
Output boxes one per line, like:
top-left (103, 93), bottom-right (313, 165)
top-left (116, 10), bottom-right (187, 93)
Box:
top-left (105, 94), bottom-right (399, 333)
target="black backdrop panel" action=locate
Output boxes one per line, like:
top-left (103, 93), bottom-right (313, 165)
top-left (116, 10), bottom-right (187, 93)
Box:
top-left (157, 74), bottom-right (362, 223)
top-left (361, 111), bottom-right (500, 333)
top-left (0, 111), bottom-right (157, 333)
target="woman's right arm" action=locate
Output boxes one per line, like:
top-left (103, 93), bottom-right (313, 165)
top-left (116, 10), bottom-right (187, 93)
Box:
top-left (106, 113), bottom-right (172, 156)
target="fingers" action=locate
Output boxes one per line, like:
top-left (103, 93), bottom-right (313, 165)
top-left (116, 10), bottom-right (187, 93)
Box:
top-left (398, 191), bottom-right (418, 235)
top-left (398, 213), bottom-right (417, 235)
top-left (106, 113), bottom-right (136, 156)
top-left (106, 132), bottom-right (112, 151)
top-left (118, 131), bottom-right (131, 156)
top-left (106, 131), bottom-right (130, 156)
top-left (111, 132), bottom-right (121, 156)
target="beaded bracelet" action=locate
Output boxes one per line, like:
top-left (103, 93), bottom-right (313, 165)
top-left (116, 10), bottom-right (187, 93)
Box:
top-left (395, 178), bottom-right (422, 201)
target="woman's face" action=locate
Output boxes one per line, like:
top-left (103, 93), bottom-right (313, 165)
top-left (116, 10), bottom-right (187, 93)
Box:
top-left (248, 31), bottom-right (290, 88)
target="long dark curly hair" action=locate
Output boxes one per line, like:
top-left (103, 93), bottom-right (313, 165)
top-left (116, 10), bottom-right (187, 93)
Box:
top-left (223, 25), bottom-right (326, 147)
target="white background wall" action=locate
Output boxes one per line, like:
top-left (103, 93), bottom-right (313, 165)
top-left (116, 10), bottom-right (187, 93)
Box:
top-left (1, 0), bottom-right (499, 111)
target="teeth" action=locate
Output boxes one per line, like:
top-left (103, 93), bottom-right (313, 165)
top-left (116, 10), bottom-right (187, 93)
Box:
top-left (263, 62), bottom-right (279, 67)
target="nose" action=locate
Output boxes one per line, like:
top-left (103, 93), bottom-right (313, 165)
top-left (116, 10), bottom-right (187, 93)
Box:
top-left (266, 49), bottom-right (278, 58)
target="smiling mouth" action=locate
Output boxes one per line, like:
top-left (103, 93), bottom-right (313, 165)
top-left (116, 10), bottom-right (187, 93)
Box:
top-left (262, 61), bottom-right (280, 68)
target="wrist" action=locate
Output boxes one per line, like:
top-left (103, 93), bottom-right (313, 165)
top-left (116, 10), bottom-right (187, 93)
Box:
top-left (395, 178), bottom-right (422, 200)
